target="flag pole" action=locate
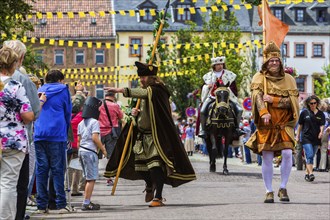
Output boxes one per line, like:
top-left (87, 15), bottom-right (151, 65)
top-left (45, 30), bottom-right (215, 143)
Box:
top-left (111, 0), bottom-right (170, 196)
top-left (262, 0), bottom-right (268, 107)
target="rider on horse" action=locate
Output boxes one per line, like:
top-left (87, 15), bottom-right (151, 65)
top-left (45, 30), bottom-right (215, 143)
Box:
top-left (198, 56), bottom-right (245, 138)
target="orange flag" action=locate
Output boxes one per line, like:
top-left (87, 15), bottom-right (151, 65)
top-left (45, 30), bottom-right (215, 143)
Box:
top-left (258, 1), bottom-right (289, 47)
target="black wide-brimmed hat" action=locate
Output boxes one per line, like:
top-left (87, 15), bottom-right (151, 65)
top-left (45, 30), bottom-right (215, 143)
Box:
top-left (82, 96), bottom-right (102, 120)
top-left (135, 61), bottom-right (158, 76)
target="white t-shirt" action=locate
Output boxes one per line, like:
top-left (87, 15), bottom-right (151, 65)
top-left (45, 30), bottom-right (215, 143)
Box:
top-left (78, 118), bottom-right (100, 152)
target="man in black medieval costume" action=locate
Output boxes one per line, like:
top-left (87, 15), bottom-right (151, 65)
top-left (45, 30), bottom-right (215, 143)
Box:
top-left (104, 61), bottom-right (196, 207)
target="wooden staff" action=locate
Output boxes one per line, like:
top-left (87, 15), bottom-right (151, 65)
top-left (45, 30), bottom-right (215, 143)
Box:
top-left (111, 0), bottom-right (170, 195)
top-left (262, 0), bottom-right (268, 108)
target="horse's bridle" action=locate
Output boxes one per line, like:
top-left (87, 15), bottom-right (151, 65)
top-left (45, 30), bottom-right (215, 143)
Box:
top-left (214, 87), bottom-right (230, 109)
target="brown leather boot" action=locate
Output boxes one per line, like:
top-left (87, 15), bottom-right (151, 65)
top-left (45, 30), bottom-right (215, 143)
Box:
top-left (144, 185), bottom-right (155, 203)
top-left (264, 192), bottom-right (274, 203)
top-left (278, 188), bottom-right (290, 202)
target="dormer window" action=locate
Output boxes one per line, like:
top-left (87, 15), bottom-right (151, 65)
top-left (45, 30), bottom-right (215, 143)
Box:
top-left (176, 4), bottom-right (191, 21)
top-left (272, 8), bottom-right (284, 21)
top-left (172, 0), bottom-right (194, 23)
top-left (140, 8), bottom-right (156, 22)
top-left (137, 0), bottom-right (157, 23)
top-left (295, 8), bottom-right (305, 22)
top-left (316, 9), bottom-right (326, 22)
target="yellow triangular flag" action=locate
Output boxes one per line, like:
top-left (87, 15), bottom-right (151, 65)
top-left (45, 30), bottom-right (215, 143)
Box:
top-left (67, 12), bottom-right (74, 18)
top-left (57, 12), bottom-right (63, 19)
top-left (200, 7), bottom-right (208, 13)
top-left (78, 12), bottom-right (86, 18)
top-left (233, 5), bottom-right (241, 10)
top-left (139, 10), bottom-right (145, 17)
top-left (211, 6), bottom-right (218, 12)
top-left (150, 9), bottom-right (156, 16)
top-left (46, 12), bottom-right (53, 19)
top-left (189, 7), bottom-right (196, 14)
top-left (99, 11), bottom-right (106, 17)
top-left (129, 10), bottom-right (135, 16)
top-left (89, 11), bottom-right (96, 17)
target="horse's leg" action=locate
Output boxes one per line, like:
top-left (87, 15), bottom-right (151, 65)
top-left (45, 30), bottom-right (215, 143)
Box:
top-left (209, 133), bottom-right (217, 172)
top-left (223, 140), bottom-right (229, 175)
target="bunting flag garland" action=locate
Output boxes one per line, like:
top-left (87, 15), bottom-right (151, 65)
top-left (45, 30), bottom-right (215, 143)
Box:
top-left (40, 39), bottom-right (262, 83)
top-left (22, 0), bottom-right (324, 20)
top-left (1, 33), bottom-right (262, 53)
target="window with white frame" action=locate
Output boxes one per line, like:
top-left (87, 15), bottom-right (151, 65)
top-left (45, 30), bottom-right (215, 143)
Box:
top-left (296, 76), bottom-right (306, 92)
top-left (130, 38), bottom-right (142, 57)
top-left (95, 49), bottom-right (105, 64)
top-left (96, 84), bottom-right (104, 99)
top-left (273, 8), bottom-right (283, 21)
top-left (312, 44), bottom-right (323, 57)
top-left (295, 44), bottom-right (305, 57)
top-left (54, 49), bottom-right (64, 65)
top-left (295, 8), bottom-right (305, 22)
top-left (75, 49), bottom-right (85, 64)
top-left (281, 43), bottom-right (288, 57)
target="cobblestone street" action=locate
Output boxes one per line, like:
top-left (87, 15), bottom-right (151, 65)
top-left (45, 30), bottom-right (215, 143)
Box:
top-left (28, 153), bottom-right (330, 220)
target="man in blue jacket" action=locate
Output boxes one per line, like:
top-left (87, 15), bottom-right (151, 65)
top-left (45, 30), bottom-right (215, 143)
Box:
top-left (34, 69), bottom-right (73, 214)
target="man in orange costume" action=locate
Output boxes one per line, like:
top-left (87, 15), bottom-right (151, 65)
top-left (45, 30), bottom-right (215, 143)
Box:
top-left (246, 41), bottom-right (299, 203)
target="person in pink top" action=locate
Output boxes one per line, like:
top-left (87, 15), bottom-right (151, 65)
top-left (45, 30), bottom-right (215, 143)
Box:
top-left (98, 91), bottom-right (123, 185)
top-left (69, 88), bottom-right (85, 196)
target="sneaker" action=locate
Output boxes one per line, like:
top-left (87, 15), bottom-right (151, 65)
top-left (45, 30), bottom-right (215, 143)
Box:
top-left (304, 174), bottom-right (310, 182)
top-left (106, 178), bottom-right (114, 186)
top-left (309, 174), bottom-right (315, 182)
top-left (149, 198), bottom-right (166, 207)
top-left (278, 188), bottom-right (290, 202)
top-left (143, 185), bottom-right (156, 202)
top-left (81, 202), bottom-right (100, 211)
top-left (27, 197), bottom-right (37, 206)
top-left (58, 205), bottom-right (77, 214)
top-left (264, 192), bottom-right (274, 203)
top-left (35, 209), bottom-right (48, 214)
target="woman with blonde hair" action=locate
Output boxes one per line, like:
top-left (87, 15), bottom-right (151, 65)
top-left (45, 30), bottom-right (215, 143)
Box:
top-left (0, 47), bottom-right (34, 219)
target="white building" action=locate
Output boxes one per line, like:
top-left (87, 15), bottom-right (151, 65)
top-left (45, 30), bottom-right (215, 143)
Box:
top-left (252, 1), bottom-right (330, 100)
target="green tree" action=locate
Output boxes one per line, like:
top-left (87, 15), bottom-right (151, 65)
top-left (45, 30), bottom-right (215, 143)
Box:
top-left (0, 0), bottom-right (48, 75)
top-left (161, 2), bottom-right (245, 117)
top-left (314, 64), bottom-right (330, 98)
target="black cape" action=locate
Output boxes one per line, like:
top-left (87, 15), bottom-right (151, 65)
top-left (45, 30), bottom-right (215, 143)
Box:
top-left (104, 84), bottom-right (196, 187)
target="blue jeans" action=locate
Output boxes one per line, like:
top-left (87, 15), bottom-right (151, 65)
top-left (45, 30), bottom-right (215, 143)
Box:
top-left (35, 141), bottom-right (67, 210)
top-left (244, 145), bottom-right (252, 164)
top-left (257, 155), bottom-right (262, 166)
top-left (302, 143), bottom-right (318, 165)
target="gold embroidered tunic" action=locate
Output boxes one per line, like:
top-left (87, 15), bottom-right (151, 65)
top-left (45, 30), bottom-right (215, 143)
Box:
top-left (246, 72), bottom-right (299, 156)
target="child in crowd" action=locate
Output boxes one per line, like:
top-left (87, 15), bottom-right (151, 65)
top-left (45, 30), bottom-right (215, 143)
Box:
top-left (78, 97), bottom-right (107, 211)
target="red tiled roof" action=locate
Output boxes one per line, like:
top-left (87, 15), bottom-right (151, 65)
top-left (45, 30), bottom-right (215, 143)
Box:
top-left (27, 0), bottom-right (115, 39)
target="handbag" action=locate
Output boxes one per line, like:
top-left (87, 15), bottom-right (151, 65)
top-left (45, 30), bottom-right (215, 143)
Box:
top-left (103, 100), bottom-right (121, 139)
